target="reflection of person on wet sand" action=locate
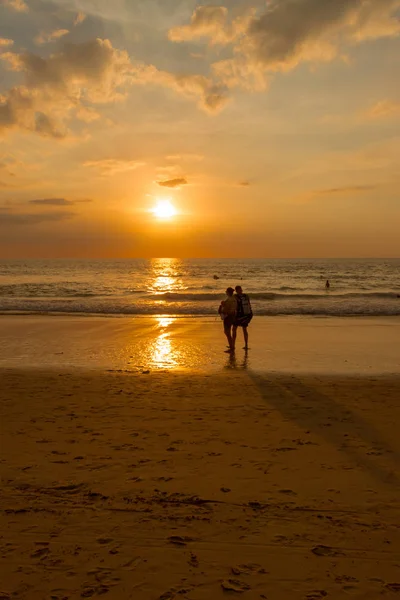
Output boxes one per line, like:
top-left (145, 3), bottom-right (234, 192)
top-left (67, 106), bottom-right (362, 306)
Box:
top-left (225, 349), bottom-right (249, 370)
top-left (218, 287), bottom-right (236, 353)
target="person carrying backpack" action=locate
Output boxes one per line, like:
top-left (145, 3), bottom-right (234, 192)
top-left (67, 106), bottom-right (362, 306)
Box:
top-left (233, 285), bottom-right (253, 350)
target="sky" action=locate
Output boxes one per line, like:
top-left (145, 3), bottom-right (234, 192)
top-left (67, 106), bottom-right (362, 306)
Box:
top-left (0, 0), bottom-right (399, 258)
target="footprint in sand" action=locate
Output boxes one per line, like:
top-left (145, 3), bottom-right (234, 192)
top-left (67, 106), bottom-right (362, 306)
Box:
top-left (278, 489), bottom-right (297, 496)
top-left (231, 564), bottom-right (266, 576)
top-left (311, 545), bottom-right (344, 557)
top-left (160, 588), bottom-right (192, 600)
top-left (335, 576), bottom-right (358, 584)
top-left (159, 592), bottom-right (175, 600)
top-left (189, 553), bottom-right (199, 568)
top-left (168, 536), bottom-right (194, 546)
top-left (96, 537), bottom-right (113, 545)
top-left (81, 585), bottom-right (109, 598)
top-left (221, 579), bottom-right (251, 593)
top-left (32, 548), bottom-right (50, 560)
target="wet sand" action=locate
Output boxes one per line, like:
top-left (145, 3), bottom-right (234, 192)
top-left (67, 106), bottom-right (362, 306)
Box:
top-left (1, 317), bottom-right (400, 599)
top-left (0, 315), bottom-right (399, 373)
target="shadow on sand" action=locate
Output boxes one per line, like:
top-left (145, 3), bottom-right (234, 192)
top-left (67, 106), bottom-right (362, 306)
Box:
top-left (245, 370), bottom-right (400, 489)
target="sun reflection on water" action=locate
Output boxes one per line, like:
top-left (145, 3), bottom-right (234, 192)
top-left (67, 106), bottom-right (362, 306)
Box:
top-left (149, 316), bottom-right (179, 369)
top-left (148, 258), bottom-right (186, 294)
top-left (139, 260), bottom-right (194, 369)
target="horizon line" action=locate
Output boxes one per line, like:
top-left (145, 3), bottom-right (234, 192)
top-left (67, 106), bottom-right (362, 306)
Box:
top-left (1, 257), bottom-right (399, 261)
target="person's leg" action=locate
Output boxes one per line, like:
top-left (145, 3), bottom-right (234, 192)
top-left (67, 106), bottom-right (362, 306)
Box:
top-left (224, 328), bottom-right (230, 347)
top-left (243, 326), bottom-right (249, 349)
top-left (232, 325), bottom-right (237, 348)
top-left (227, 329), bottom-right (234, 351)
top-left (224, 330), bottom-right (234, 352)
top-left (224, 321), bottom-right (234, 352)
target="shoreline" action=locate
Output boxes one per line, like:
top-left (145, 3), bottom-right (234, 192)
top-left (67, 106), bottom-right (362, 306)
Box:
top-left (1, 312), bottom-right (400, 318)
top-left (0, 315), bottom-right (399, 374)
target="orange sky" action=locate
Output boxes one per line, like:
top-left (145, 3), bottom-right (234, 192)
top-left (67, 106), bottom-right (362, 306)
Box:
top-left (0, 0), bottom-right (399, 258)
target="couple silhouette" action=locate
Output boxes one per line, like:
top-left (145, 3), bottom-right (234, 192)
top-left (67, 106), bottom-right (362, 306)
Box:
top-left (218, 285), bottom-right (253, 353)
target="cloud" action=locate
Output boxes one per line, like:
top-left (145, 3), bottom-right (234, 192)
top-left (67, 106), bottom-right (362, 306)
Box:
top-left (34, 112), bottom-right (66, 138)
top-left (0, 211), bottom-right (75, 225)
top-left (0, 37), bottom-right (230, 140)
top-left (165, 154), bottom-right (204, 162)
top-left (168, 6), bottom-right (250, 45)
top-left (366, 99), bottom-right (400, 118)
top-left (74, 12), bottom-right (86, 26)
top-left (152, 70), bottom-right (229, 113)
top-left (29, 197), bottom-right (92, 205)
top-left (2, 38), bottom-right (132, 102)
top-left (0, 38), bottom-right (135, 137)
top-left (0, 38), bottom-right (14, 48)
top-left (84, 158), bottom-right (145, 175)
top-left (156, 177), bottom-right (188, 188)
top-left (210, 0), bottom-right (400, 89)
top-left (35, 29), bottom-right (70, 45)
top-left (2, 1), bottom-right (400, 128)
top-left (29, 197), bottom-right (74, 205)
top-left (1, 0), bottom-right (28, 12)
top-left (316, 184), bottom-right (378, 195)
top-left (238, 180), bottom-right (250, 187)
top-left (75, 106), bottom-right (101, 122)
top-left (246, 0), bottom-right (400, 71)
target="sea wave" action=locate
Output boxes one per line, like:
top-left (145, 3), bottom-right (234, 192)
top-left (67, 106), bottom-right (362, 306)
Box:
top-left (2, 283), bottom-right (399, 301)
top-left (148, 291), bottom-right (400, 301)
top-left (0, 298), bottom-right (399, 317)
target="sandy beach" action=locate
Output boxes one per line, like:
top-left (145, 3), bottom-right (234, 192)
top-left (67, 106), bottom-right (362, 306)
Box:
top-left (1, 316), bottom-right (400, 599)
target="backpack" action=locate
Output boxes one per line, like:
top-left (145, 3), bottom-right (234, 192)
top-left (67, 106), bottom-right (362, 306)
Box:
top-left (236, 293), bottom-right (252, 317)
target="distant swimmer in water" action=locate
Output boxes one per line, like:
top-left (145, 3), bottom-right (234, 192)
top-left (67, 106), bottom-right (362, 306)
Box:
top-left (213, 275), bottom-right (220, 280)
top-left (325, 280), bottom-right (330, 289)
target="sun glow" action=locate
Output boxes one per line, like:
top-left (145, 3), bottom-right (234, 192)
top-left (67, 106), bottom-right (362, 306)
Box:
top-left (151, 200), bottom-right (177, 219)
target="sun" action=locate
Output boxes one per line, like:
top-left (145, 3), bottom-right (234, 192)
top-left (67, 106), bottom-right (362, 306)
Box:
top-left (151, 200), bottom-right (177, 219)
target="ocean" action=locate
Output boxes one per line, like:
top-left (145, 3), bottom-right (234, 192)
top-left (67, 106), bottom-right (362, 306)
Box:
top-left (0, 258), bottom-right (399, 317)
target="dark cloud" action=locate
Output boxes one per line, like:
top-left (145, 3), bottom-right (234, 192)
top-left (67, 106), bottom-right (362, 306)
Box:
top-left (238, 180), bottom-right (250, 187)
top-left (29, 198), bottom-right (93, 205)
top-left (0, 212), bottom-right (75, 225)
top-left (244, 0), bottom-right (400, 71)
top-left (156, 177), bottom-right (188, 188)
top-left (0, 31), bottom-right (230, 140)
top-left (0, 38), bottom-right (134, 137)
top-left (35, 112), bottom-right (66, 138)
top-left (29, 198), bottom-right (74, 206)
top-left (211, 0), bottom-right (400, 89)
top-left (318, 185), bottom-right (377, 195)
